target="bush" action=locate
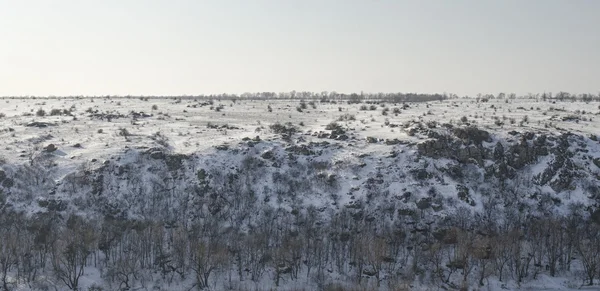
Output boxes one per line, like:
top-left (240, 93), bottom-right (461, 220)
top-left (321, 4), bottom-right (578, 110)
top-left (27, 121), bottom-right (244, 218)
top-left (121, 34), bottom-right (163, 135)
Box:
top-left (49, 109), bottom-right (62, 116)
top-left (337, 114), bottom-right (356, 121)
top-left (0, 113), bottom-right (5, 118)
top-left (325, 122), bottom-right (342, 131)
top-left (460, 116), bottom-right (468, 123)
top-left (118, 128), bottom-right (130, 137)
top-left (360, 105), bottom-right (368, 111)
top-left (269, 122), bottom-right (296, 135)
top-left (36, 108), bottom-right (46, 116)
top-left (152, 104), bottom-right (158, 110)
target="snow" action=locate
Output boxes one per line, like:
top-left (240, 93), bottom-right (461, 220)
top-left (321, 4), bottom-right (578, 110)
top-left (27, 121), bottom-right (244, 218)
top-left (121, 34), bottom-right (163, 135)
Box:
top-left (1, 96), bottom-right (600, 290)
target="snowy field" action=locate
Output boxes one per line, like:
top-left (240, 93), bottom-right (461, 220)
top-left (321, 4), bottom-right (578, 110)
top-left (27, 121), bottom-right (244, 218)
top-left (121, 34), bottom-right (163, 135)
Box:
top-left (0, 96), bottom-right (597, 167)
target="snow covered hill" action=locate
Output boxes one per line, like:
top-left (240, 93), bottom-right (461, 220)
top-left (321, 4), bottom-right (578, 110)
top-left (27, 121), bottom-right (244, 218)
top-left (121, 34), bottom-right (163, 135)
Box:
top-left (0, 96), bottom-right (599, 290)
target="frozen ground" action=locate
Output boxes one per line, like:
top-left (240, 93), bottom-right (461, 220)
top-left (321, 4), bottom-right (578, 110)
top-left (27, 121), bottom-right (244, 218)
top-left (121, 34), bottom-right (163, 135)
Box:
top-left (0, 96), bottom-right (597, 167)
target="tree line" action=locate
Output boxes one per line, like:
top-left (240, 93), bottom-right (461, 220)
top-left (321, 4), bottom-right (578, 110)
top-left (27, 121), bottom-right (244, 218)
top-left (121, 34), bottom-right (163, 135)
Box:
top-left (0, 201), bottom-right (599, 290)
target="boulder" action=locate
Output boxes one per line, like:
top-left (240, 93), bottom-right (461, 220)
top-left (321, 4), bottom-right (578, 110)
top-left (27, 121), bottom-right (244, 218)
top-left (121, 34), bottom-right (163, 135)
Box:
top-left (45, 144), bottom-right (58, 152)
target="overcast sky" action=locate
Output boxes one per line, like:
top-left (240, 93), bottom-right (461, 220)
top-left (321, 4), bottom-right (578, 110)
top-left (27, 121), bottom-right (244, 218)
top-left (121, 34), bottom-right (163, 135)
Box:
top-left (0, 0), bottom-right (598, 96)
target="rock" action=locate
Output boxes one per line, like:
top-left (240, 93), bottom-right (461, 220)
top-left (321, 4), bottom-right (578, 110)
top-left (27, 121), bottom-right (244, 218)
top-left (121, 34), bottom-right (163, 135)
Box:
top-left (215, 144), bottom-right (229, 151)
top-left (456, 185), bottom-right (474, 206)
top-left (385, 138), bottom-right (401, 145)
top-left (351, 211), bottom-right (364, 221)
top-left (345, 201), bottom-right (362, 209)
top-left (411, 168), bottom-right (431, 180)
top-left (45, 144), bottom-right (58, 152)
top-left (398, 208), bottom-right (415, 216)
top-left (444, 165), bottom-right (464, 180)
top-left (416, 198), bottom-right (431, 209)
top-left (26, 122), bottom-right (54, 128)
top-left (44, 199), bottom-right (67, 211)
top-left (452, 126), bottom-right (491, 145)
top-left (261, 150), bottom-right (275, 160)
top-left (591, 209), bottom-right (600, 225)
top-left (362, 268), bottom-right (377, 276)
top-left (523, 132), bottom-right (535, 140)
top-left (149, 151), bottom-right (165, 159)
top-left (1, 178), bottom-right (13, 188)
top-left (366, 136), bottom-right (379, 143)
top-left (285, 145), bottom-right (314, 156)
top-left (165, 154), bottom-right (186, 171)
top-left (493, 142), bottom-right (504, 160)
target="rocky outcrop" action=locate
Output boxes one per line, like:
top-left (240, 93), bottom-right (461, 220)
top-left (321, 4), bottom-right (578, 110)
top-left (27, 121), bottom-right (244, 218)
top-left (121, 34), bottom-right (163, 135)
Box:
top-left (418, 127), bottom-right (593, 198)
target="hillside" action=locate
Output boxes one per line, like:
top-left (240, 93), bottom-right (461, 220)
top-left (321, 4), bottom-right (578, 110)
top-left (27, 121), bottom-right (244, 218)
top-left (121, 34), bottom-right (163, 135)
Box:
top-left (0, 96), bottom-right (599, 290)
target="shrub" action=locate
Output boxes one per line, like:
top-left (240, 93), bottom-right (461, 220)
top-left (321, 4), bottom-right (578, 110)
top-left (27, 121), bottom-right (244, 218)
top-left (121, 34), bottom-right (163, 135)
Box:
top-left (36, 108), bottom-right (46, 117)
top-left (152, 104), bottom-right (158, 110)
top-left (118, 128), bottom-right (130, 137)
top-left (337, 114), bottom-right (356, 121)
top-left (325, 122), bottom-right (342, 130)
top-left (0, 113), bottom-right (5, 118)
top-left (460, 116), bottom-right (468, 123)
top-left (49, 109), bottom-right (62, 116)
top-left (269, 122), bottom-right (296, 135)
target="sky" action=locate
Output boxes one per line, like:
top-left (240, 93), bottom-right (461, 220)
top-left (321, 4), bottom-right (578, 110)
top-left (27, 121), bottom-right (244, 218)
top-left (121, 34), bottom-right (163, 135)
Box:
top-left (0, 0), bottom-right (598, 97)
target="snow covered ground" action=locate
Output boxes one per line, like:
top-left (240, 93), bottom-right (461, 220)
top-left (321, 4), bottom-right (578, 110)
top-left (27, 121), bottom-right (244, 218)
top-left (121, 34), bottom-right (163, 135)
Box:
top-left (1, 96), bottom-right (597, 166)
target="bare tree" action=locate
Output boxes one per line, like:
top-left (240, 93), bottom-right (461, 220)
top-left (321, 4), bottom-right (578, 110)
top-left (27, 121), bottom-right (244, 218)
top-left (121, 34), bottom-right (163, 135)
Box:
top-left (190, 238), bottom-right (227, 290)
top-left (51, 215), bottom-right (96, 290)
